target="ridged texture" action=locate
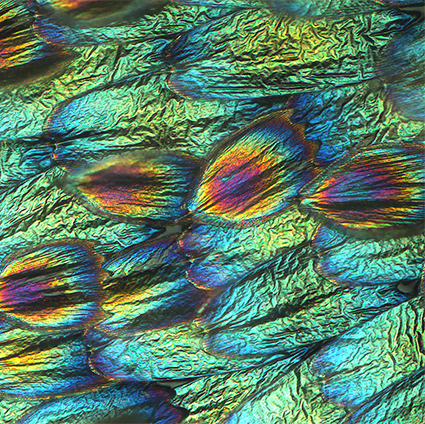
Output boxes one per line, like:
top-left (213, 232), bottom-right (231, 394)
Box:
top-left (0, 168), bottom-right (160, 265)
top-left (312, 225), bottom-right (425, 286)
top-left (103, 234), bottom-right (184, 279)
top-left (378, 20), bottom-right (425, 121)
top-left (344, 369), bottom-right (425, 424)
top-left (0, 1), bottom-right (424, 423)
top-left (17, 383), bottom-right (184, 424)
top-left (268, 0), bottom-right (385, 17)
top-left (87, 324), bottom-right (295, 380)
top-left (188, 111), bottom-right (318, 226)
top-left (97, 235), bottom-right (210, 335)
top-left (166, 9), bottom-right (411, 99)
top-left (0, 0), bottom-right (71, 85)
top-left (175, 353), bottom-right (311, 424)
top-left (202, 251), bottom-right (409, 357)
top-left (312, 298), bottom-right (425, 408)
top-left (0, 327), bottom-right (103, 397)
top-left (70, 152), bottom-right (199, 223)
top-left (0, 240), bottom-right (106, 329)
top-left (88, 246), bottom-right (409, 378)
top-left (301, 145), bottom-right (425, 235)
top-left (180, 205), bottom-right (316, 289)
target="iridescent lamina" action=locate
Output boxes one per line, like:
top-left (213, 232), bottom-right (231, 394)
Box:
top-left (0, 0), bottom-right (71, 85)
top-left (16, 383), bottom-right (184, 424)
top-left (32, 0), bottom-right (164, 27)
top-left (312, 225), bottom-right (425, 286)
top-left (0, 240), bottom-right (105, 329)
top-left (0, 0), bottom-right (424, 423)
top-left (70, 152), bottom-right (199, 223)
top-left (96, 235), bottom-right (210, 335)
top-left (188, 111), bottom-right (318, 226)
top-left (0, 327), bottom-right (104, 397)
top-left (300, 145), bottom-right (425, 235)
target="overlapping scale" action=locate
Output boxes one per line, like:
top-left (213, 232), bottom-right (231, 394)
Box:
top-left (268, 0), bottom-right (421, 17)
top-left (88, 245), bottom-right (410, 380)
top-left (1, 0), bottom-right (424, 422)
top-left (0, 327), bottom-right (104, 397)
top-left (166, 9), bottom-right (411, 99)
top-left (188, 111), bottom-right (318, 226)
top-left (69, 152), bottom-right (199, 223)
top-left (103, 234), bottom-right (183, 277)
top-left (33, 2), bottom-right (234, 46)
top-left (0, 4), bottom-right (245, 144)
top-left (0, 240), bottom-right (106, 329)
top-left (217, 356), bottom-right (348, 424)
top-left (344, 368), bottom-right (425, 424)
top-left (45, 72), bottom-right (288, 168)
top-left (0, 168), bottom-right (160, 264)
top-left (96, 235), bottom-right (211, 335)
top-left (201, 251), bottom-right (409, 357)
top-left (377, 20), bottom-right (425, 121)
top-left (205, 286), bottom-right (409, 358)
top-left (31, 0), bottom-right (165, 28)
top-left (312, 298), bottom-right (424, 408)
top-left (287, 79), bottom-right (425, 166)
top-left (180, 205), bottom-right (316, 289)
top-left (87, 324), bottom-right (300, 381)
top-left (312, 225), bottom-right (425, 286)
top-left (97, 265), bottom-right (209, 335)
top-left (300, 144), bottom-right (425, 235)
top-left (17, 383), bottom-right (185, 424)
top-left (0, 0), bottom-right (71, 86)
top-left (175, 352), bottom-right (310, 424)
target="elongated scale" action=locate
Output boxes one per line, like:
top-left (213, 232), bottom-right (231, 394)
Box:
top-left (312, 225), bottom-right (425, 286)
top-left (179, 204), bottom-right (316, 289)
top-left (344, 368), bottom-right (425, 424)
top-left (0, 327), bottom-right (104, 398)
top-left (70, 152), bottom-right (199, 224)
top-left (32, 0), bottom-right (165, 28)
top-left (166, 9), bottom-right (411, 100)
top-left (17, 383), bottom-right (184, 424)
top-left (0, 240), bottom-right (106, 329)
top-left (97, 236), bottom-right (210, 335)
top-left (0, 0), bottom-right (72, 86)
top-left (312, 298), bottom-right (425, 408)
top-left (300, 144), bottom-right (425, 236)
top-left (188, 111), bottom-right (318, 226)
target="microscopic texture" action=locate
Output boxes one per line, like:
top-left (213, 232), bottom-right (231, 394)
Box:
top-left (0, 0), bottom-right (424, 423)
top-left (188, 111), bottom-right (318, 226)
top-left (70, 152), bottom-right (199, 223)
top-left (97, 235), bottom-right (210, 335)
top-left (0, 240), bottom-right (106, 328)
top-left (16, 383), bottom-right (184, 424)
top-left (0, 0), bottom-right (72, 85)
top-left (300, 144), bottom-right (425, 235)
top-left (180, 204), bottom-right (316, 288)
top-left (0, 327), bottom-right (104, 397)
top-left (344, 368), bottom-right (425, 424)
top-left (312, 297), bottom-right (425, 408)
top-left (378, 19), bottom-right (425, 121)
top-left (167, 8), bottom-right (412, 99)
top-left (313, 225), bottom-right (425, 286)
